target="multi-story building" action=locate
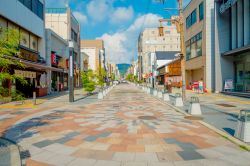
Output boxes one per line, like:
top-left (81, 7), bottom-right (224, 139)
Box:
top-left (80, 40), bottom-right (105, 73)
top-left (80, 52), bottom-right (89, 72)
top-left (214, 0), bottom-right (250, 96)
top-left (45, 29), bottom-right (69, 93)
top-left (0, 0), bottom-right (48, 97)
top-left (45, 8), bottom-right (81, 87)
top-left (138, 23), bottom-right (180, 82)
top-left (183, 0), bottom-right (214, 92)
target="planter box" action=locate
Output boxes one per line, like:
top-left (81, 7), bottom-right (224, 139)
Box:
top-left (35, 87), bottom-right (48, 97)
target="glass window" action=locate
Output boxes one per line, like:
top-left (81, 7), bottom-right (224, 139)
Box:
top-left (191, 9), bottom-right (197, 25)
top-left (23, 0), bottom-right (32, 10)
top-left (30, 33), bottom-right (38, 51)
top-left (37, 1), bottom-right (44, 20)
top-left (20, 29), bottom-right (29, 48)
top-left (32, 0), bottom-right (38, 15)
top-left (199, 2), bottom-right (204, 21)
top-left (186, 15), bottom-right (191, 28)
top-left (0, 17), bottom-right (7, 29)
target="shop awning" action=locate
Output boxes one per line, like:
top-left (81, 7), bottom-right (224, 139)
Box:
top-left (20, 60), bottom-right (64, 72)
top-left (222, 45), bottom-right (250, 56)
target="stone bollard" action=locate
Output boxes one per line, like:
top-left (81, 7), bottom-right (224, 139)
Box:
top-left (153, 89), bottom-right (158, 96)
top-left (98, 91), bottom-right (104, 99)
top-left (163, 91), bottom-right (170, 101)
top-left (174, 93), bottom-right (183, 107)
top-left (157, 90), bottom-right (163, 98)
top-left (235, 109), bottom-right (250, 142)
top-left (188, 97), bottom-right (202, 115)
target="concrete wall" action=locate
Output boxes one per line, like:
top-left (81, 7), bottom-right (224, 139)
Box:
top-left (214, 2), bottom-right (234, 92)
top-left (81, 48), bottom-right (96, 71)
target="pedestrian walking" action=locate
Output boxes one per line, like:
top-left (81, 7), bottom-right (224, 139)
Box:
top-left (198, 78), bottom-right (204, 94)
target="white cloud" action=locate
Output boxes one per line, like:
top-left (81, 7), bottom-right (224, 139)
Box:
top-left (98, 13), bottom-right (162, 64)
top-left (110, 6), bottom-right (134, 24)
top-left (86, 0), bottom-right (111, 22)
top-left (73, 11), bottom-right (88, 24)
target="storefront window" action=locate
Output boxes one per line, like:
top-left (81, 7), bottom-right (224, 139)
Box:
top-left (20, 29), bottom-right (29, 48)
top-left (30, 34), bottom-right (38, 51)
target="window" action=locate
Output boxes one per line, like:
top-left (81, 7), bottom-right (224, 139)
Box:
top-left (20, 29), bottom-right (29, 48)
top-left (23, 0), bottom-right (32, 9)
top-left (191, 9), bottom-right (197, 25)
top-left (18, 0), bottom-right (44, 20)
top-left (199, 2), bottom-right (204, 21)
top-left (30, 34), bottom-right (38, 51)
top-left (71, 29), bottom-right (78, 42)
top-left (185, 32), bottom-right (202, 60)
top-left (186, 9), bottom-right (197, 29)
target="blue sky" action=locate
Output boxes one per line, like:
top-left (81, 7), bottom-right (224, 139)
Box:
top-left (46, 0), bottom-right (190, 63)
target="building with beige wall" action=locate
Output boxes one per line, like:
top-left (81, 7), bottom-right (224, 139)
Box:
top-left (138, 23), bottom-right (180, 81)
top-left (184, 0), bottom-right (215, 91)
top-left (80, 40), bottom-right (105, 73)
top-left (45, 8), bottom-right (81, 87)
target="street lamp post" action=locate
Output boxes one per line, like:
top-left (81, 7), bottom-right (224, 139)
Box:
top-left (69, 41), bottom-right (74, 102)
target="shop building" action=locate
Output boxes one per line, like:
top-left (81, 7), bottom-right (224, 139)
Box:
top-left (45, 8), bottom-right (81, 88)
top-left (138, 24), bottom-right (180, 82)
top-left (0, 0), bottom-right (49, 97)
top-left (184, 0), bottom-right (215, 92)
top-left (157, 58), bottom-right (182, 88)
top-left (45, 29), bottom-right (69, 93)
top-left (214, 0), bottom-right (250, 96)
top-left (80, 40), bottom-right (105, 73)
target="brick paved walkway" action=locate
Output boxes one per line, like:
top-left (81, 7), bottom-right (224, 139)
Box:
top-left (0, 84), bottom-right (249, 166)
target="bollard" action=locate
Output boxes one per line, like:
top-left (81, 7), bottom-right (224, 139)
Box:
top-left (188, 97), bottom-right (201, 115)
top-left (157, 90), bottom-right (163, 98)
top-left (153, 89), bottom-right (157, 96)
top-left (235, 109), bottom-right (250, 142)
top-left (174, 93), bottom-right (183, 107)
top-left (33, 91), bottom-right (36, 105)
top-left (98, 91), bottom-right (104, 99)
top-left (163, 92), bottom-right (170, 101)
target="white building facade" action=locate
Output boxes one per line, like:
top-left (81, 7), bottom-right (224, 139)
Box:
top-left (138, 24), bottom-right (180, 82)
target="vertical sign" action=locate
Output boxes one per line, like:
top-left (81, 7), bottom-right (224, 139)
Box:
top-left (70, 56), bottom-right (73, 77)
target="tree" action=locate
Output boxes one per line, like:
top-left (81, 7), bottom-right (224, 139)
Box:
top-left (81, 70), bottom-right (96, 93)
top-left (0, 28), bottom-right (27, 101)
top-left (96, 68), bottom-right (107, 89)
top-left (111, 73), bottom-right (115, 81)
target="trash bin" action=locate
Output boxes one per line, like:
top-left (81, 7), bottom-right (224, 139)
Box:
top-left (235, 109), bottom-right (250, 142)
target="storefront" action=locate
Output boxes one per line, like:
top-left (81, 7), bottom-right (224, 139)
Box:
top-left (227, 52), bottom-right (250, 93)
top-left (51, 51), bottom-right (69, 91)
top-left (214, 0), bottom-right (250, 95)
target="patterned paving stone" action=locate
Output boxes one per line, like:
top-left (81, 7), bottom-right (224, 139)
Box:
top-left (67, 158), bottom-right (97, 166)
top-left (177, 151), bottom-right (205, 160)
top-left (1, 84), bottom-right (249, 166)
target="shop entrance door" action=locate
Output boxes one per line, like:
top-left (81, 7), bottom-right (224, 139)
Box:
top-left (235, 62), bottom-right (250, 93)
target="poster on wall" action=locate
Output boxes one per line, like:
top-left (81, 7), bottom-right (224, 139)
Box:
top-left (224, 79), bottom-right (234, 90)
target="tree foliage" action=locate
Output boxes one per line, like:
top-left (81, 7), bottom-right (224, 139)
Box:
top-left (96, 68), bottom-right (107, 88)
top-left (0, 28), bottom-right (27, 100)
top-left (81, 69), bottom-right (96, 93)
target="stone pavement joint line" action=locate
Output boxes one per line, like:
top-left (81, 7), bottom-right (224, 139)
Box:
top-left (0, 84), bottom-right (249, 166)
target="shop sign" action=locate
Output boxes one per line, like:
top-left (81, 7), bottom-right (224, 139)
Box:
top-left (220, 0), bottom-right (237, 14)
top-left (224, 79), bottom-right (234, 90)
top-left (15, 70), bottom-right (36, 78)
top-left (51, 52), bottom-right (57, 65)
